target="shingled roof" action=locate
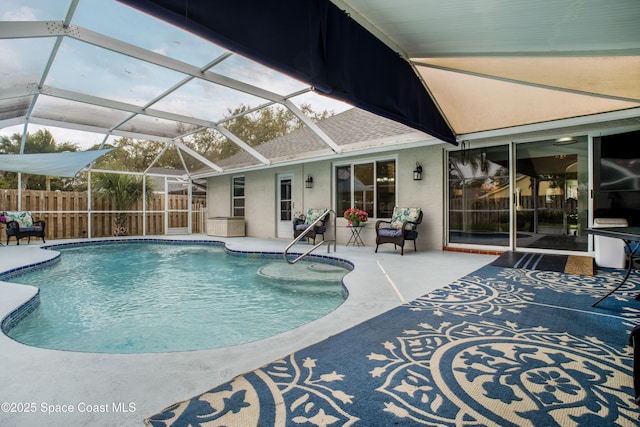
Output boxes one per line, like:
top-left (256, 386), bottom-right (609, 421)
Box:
top-left (215, 108), bottom-right (430, 170)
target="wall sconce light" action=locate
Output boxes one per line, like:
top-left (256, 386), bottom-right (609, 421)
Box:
top-left (305, 174), bottom-right (314, 188)
top-left (413, 162), bottom-right (423, 181)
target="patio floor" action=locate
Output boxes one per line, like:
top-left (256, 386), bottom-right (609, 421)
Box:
top-left (0, 235), bottom-right (496, 426)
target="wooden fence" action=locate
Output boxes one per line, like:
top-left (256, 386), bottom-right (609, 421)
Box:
top-left (0, 189), bottom-right (206, 240)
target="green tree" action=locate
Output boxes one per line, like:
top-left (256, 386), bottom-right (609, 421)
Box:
top-left (178, 103), bottom-right (335, 163)
top-left (92, 172), bottom-right (154, 236)
top-left (92, 137), bottom-right (166, 172)
top-left (2, 103), bottom-right (335, 186)
top-left (0, 129), bottom-right (78, 190)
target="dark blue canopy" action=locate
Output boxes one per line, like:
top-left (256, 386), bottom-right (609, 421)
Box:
top-left (118, 0), bottom-right (456, 144)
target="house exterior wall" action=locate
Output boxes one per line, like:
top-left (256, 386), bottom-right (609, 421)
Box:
top-left (207, 176), bottom-right (231, 218)
top-left (249, 165), bottom-right (300, 238)
top-left (206, 143), bottom-right (446, 251)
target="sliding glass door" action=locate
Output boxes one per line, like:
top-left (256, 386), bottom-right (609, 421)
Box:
top-left (514, 137), bottom-right (589, 251)
top-left (447, 137), bottom-right (589, 252)
top-left (448, 145), bottom-right (511, 246)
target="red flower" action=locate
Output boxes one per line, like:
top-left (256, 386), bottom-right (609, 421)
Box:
top-left (343, 208), bottom-right (368, 223)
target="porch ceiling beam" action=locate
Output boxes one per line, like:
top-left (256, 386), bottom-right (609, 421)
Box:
top-left (35, 87), bottom-right (322, 166)
top-left (172, 97), bottom-right (279, 141)
top-left (109, 52), bottom-right (235, 137)
top-left (0, 117), bottom-right (27, 129)
top-left (144, 143), bottom-right (172, 175)
top-left (213, 125), bottom-right (271, 165)
top-left (28, 117), bottom-right (174, 143)
top-left (174, 146), bottom-right (191, 177)
top-left (0, 86), bottom-right (38, 100)
top-left (0, 21), bottom-right (290, 104)
top-left (33, 86), bottom-right (298, 169)
top-left (0, 21), bottom-right (58, 38)
top-left (413, 61), bottom-right (640, 104)
top-left (457, 107), bottom-right (640, 141)
top-left (41, 86), bottom-right (213, 128)
top-left (172, 140), bottom-right (223, 173)
top-left (74, 24), bottom-right (288, 104)
top-left (284, 99), bottom-right (342, 154)
top-left (1, 21), bottom-right (329, 167)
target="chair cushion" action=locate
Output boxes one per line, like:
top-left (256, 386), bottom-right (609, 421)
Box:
top-left (378, 228), bottom-right (402, 237)
top-left (405, 230), bottom-right (418, 239)
top-left (3, 211), bottom-right (33, 227)
top-left (390, 207), bottom-right (421, 230)
top-left (305, 208), bottom-right (327, 225)
top-left (296, 224), bottom-right (326, 233)
top-left (6, 226), bottom-right (42, 236)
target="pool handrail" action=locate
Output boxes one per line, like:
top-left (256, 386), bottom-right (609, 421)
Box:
top-left (284, 209), bottom-right (336, 264)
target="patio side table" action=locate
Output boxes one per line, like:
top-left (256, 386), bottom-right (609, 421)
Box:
top-left (346, 225), bottom-right (365, 247)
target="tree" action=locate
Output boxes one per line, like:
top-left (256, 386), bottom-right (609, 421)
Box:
top-left (91, 137), bottom-right (166, 172)
top-left (0, 129), bottom-right (79, 190)
top-left (92, 172), bottom-right (154, 236)
top-left (177, 103), bottom-right (335, 163)
top-left (1, 103), bottom-right (335, 185)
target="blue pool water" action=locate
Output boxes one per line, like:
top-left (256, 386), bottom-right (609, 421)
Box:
top-left (4, 242), bottom-right (348, 353)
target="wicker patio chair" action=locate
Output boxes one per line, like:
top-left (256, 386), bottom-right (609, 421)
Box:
top-left (375, 207), bottom-right (422, 255)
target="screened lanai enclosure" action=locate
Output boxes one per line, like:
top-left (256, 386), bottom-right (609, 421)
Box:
top-left (0, 0), bottom-right (357, 239)
top-left (1, 0), bottom-right (639, 242)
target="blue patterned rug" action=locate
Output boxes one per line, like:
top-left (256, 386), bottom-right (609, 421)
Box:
top-left (145, 265), bottom-right (640, 426)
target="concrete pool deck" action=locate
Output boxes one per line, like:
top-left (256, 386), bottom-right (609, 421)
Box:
top-left (0, 235), bottom-right (497, 427)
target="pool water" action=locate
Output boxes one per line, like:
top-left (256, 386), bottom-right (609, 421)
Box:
top-left (5, 242), bottom-right (348, 353)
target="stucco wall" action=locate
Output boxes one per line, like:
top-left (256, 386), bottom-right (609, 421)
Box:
top-left (207, 176), bottom-right (231, 217)
top-left (206, 143), bottom-right (446, 250)
top-left (395, 145), bottom-right (444, 251)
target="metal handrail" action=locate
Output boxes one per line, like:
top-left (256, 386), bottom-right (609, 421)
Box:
top-left (284, 209), bottom-right (336, 264)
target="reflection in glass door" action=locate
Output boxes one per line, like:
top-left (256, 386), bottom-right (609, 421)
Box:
top-left (448, 145), bottom-right (511, 246)
top-left (447, 137), bottom-right (589, 252)
top-left (515, 137), bottom-right (589, 251)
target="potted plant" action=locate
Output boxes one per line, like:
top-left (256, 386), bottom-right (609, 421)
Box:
top-left (343, 208), bottom-right (368, 226)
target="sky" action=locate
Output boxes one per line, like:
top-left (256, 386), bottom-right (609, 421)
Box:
top-left (0, 0), bottom-right (351, 150)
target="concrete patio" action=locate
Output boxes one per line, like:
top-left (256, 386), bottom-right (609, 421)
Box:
top-left (0, 235), bottom-right (496, 426)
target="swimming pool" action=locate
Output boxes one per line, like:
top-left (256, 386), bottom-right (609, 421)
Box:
top-left (2, 241), bottom-right (350, 353)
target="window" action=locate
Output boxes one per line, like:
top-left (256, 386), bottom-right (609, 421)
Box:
top-left (232, 176), bottom-right (245, 217)
top-left (376, 160), bottom-right (396, 218)
top-left (335, 159), bottom-right (396, 218)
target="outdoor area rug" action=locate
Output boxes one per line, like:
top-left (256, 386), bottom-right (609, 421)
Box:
top-left (491, 251), bottom-right (595, 276)
top-left (145, 265), bottom-right (640, 426)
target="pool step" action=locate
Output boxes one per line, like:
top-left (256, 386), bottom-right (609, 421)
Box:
top-left (257, 262), bottom-right (347, 282)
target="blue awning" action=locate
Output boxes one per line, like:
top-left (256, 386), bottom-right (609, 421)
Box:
top-left (117, 0), bottom-right (456, 144)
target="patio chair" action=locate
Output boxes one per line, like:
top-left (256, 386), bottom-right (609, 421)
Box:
top-left (375, 207), bottom-right (422, 255)
top-left (2, 211), bottom-right (46, 245)
top-left (293, 208), bottom-right (328, 244)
